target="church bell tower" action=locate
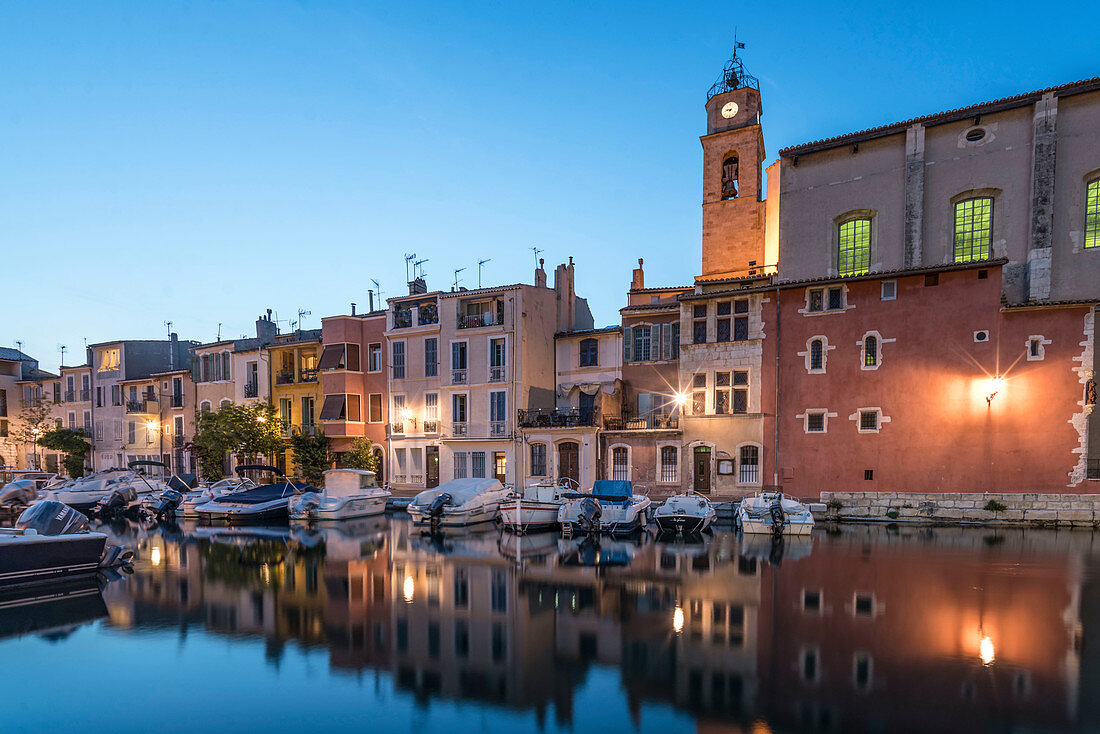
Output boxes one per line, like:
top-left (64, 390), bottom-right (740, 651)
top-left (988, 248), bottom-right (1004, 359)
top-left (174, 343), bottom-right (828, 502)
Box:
top-left (699, 46), bottom-right (766, 281)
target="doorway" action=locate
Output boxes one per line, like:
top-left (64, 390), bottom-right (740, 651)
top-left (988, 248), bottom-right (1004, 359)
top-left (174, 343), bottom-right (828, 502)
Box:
top-left (426, 446), bottom-right (439, 488)
top-left (693, 446), bottom-right (712, 493)
top-left (492, 451), bottom-right (507, 485)
top-left (558, 442), bottom-right (579, 487)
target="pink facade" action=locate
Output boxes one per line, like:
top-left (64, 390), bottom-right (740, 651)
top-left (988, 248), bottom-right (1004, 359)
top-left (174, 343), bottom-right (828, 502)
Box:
top-left (320, 312), bottom-right (388, 464)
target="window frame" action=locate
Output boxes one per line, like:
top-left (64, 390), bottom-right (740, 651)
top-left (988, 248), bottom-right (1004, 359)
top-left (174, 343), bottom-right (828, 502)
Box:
top-left (529, 443), bottom-right (547, 477)
top-left (578, 338), bottom-right (599, 367)
top-left (837, 216), bottom-right (872, 277)
top-left (1085, 177), bottom-right (1100, 249)
top-left (953, 196), bottom-right (994, 263)
top-left (366, 343), bottom-right (383, 373)
top-left (657, 444), bottom-right (679, 485)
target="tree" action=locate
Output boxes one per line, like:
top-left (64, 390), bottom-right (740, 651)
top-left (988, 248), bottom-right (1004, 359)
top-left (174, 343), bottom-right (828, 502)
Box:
top-left (289, 428), bottom-right (331, 486)
top-left (191, 402), bottom-right (285, 481)
top-left (38, 428), bottom-right (91, 478)
top-left (343, 437), bottom-right (381, 473)
top-left (14, 396), bottom-right (54, 470)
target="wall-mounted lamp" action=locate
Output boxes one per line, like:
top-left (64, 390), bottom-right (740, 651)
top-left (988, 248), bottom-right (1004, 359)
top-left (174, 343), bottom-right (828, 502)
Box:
top-left (985, 377), bottom-right (1005, 405)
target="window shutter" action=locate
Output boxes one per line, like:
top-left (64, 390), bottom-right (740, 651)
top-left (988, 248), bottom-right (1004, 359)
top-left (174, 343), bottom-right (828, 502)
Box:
top-left (190, 355), bottom-right (200, 382)
top-left (623, 326), bottom-right (633, 363)
top-left (661, 323), bottom-right (672, 360)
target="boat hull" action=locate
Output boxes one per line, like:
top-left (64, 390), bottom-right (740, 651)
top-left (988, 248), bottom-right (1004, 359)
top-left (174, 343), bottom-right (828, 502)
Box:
top-left (195, 500), bottom-right (290, 524)
top-left (289, 495), bottom-right (389, 522)
top-left (0, 533), bottom-right (107, 589)
top-left (738, 515), bottom-right (814, 535)
top-left (407, 504), bottom-right (500, 527)
top-left (500, 501), bottom-right (561, 533)
top-left (654, 513), bottom-right (713, 534)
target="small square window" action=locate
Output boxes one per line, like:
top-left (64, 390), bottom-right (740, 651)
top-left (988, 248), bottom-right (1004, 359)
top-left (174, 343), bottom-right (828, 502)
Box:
top-left (880, 280), bottom-right (896, 301)
top-left (803, 589), bottom-right (821, 613)
top-left (717, 301), bottom-right (731, 316)
top-left (924, 273), bottom-right (939, 287)
top-left (732, 371), bottom-right (748, 386)
top-left (806, 413), bottom-right (825, 432)
top-left (827, 287), bottom-right (843, 310)
top-left (693, 304), bottom-right (706, 318)
top-left (864, 469), bottom-right (873, 481)
top-left (859, 411), bottom-right (878, 431)
top-left (734, 299), bottom-right (749, 314)
top-left (854, 594), bottom-right (874, 617)
top-left (692, 373), bottom-right (706, 389)
top-left (808, 289), bottom-right (824, 312)
top-left (1029, 339), bottom-right (1041, 357)
top-left (978, 269), bottom-right (989, 280)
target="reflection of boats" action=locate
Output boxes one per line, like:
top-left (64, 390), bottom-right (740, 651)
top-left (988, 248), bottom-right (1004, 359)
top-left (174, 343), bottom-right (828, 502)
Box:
top-left (176, 477), bottom-right (257, 518)
top-left (497, 530), bottom-right (561, 561)
top-left (739, 533), bottom-right (814, 565)
top-left (558, 534), bottom-right (641, 567)
top-left (195, 465), bottom-right (314, 523)
top-left (653, 493), bottom-right (716, 534)
top-left (0, 577), bottom-right (108, 641)
top-left (0, 502), bottom-right (132, 588)
top-left (289, 516), bottom-right (388, 560)
top-left (406, 478), bottom-right (509, 528)
top-left (499, 479), bottom-right (574, 533)
top-left (288, 469), bottom-right (390, 521)
top-left (558, 480), bottom-right (650, 536)
top-left (737, 492), bottom-right (814, 535)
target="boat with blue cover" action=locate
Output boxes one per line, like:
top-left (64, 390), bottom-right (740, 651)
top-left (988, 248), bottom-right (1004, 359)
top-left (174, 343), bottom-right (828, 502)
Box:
top-left (194, 465), bottom-right (315, 523)
top-left (557, 480), bottom-right (650, 536)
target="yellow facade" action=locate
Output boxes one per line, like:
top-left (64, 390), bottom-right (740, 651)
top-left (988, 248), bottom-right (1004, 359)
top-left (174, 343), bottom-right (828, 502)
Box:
top-left (265, 331), bottom-right (322, 476)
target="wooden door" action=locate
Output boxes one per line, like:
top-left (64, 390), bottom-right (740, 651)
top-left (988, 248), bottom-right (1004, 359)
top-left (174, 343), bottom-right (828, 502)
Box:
top-left (693, 447), bottom-right (711, 493)
top-left (558, 442), bottom-right (579, 487)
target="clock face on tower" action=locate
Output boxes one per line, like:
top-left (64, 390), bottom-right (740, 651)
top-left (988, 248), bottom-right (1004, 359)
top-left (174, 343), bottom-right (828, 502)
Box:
top-left (721, 101), bottom-right (739, 119)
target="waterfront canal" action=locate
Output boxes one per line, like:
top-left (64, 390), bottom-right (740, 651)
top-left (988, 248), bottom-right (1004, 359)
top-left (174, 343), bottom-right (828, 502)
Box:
top-left (4, 518), bottom-right (1100, 733)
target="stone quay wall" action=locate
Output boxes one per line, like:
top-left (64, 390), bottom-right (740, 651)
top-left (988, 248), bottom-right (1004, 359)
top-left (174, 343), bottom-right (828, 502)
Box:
top-left (820, 491), bottom-right (1100, 528)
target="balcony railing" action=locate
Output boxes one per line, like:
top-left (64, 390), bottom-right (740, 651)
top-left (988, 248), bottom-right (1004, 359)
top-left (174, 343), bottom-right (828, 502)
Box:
top-left (299, 368), bottom-right (318, 384)
top-left (392, 473), bottom-right (407, 484)
top-left (452, 422), bottom-right (468, 437)
top-left (390, 421), bottom-right (404, 435)
top-left (409, 473), bottom-right (424, 485)
top-left (171, 394), bottom-right (184, 408)
top-left (423, 420), bottom-right (439, 434)
top-left (457, 312), bottom-right (503, 329)
top-left (517, 407), bottom-right (599, 429)
top-left (489, 366), bottom-right (506, 382)
top-left (244, 381), bottom-right (259, 398)
top-left (275, 369), bottom-right (296, 385)
top-left (80, 388), bottom-right (91, 402)
top-left (489, 421), bottom-right (508, 437)
top-left (64, 390), bottom-right (75, 402)
top-left (603, 413), bottom-right (679, 431)
top-left (125, 400), bottom-right (152, 414)
top-left (452, 369), bottom-right (467, 385)
top-left (172, 435), bottom-right (185, 448)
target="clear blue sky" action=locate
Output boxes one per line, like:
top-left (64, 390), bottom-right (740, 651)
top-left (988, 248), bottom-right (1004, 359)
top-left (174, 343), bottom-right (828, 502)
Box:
top-left (2, 1), bottom-right (1096, 370)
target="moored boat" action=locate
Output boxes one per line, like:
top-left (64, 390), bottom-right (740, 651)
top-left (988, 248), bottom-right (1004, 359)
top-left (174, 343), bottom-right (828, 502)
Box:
top-left (194, 465), bottom-right (313, 523)
top-left (499, 478), bottom-right (576, 533)
top-left (558, 480), bottom-right (650, 536)
top-left (737, 491), bottom-right (814, 535)
top-left (288, 468), bottom-right (391, 521)
top-left (406, 478), bottom-right (510, 529)
top-left (653, 493), bottom-right (716, 534)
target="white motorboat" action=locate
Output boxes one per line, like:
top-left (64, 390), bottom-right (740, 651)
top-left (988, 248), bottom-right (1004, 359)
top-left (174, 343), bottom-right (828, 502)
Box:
top-left (558, 480), bottom-right (650, 536)
top-left (41, 467), bottom-right (161, 513)
top-left (653, 493), bottom-right (717, 534)
top-left (499, 478), bottom-right (577, 533)
top-left (737, 492), bottom-right (815, 535)
top-left (194, 465), bottom-right (314, 523)
top-left (288, 469), bottom-right (391, 521)
top-left (406, 478), bottom-right (510, 529)
top-left (175, 477), bottom-right (257, 518)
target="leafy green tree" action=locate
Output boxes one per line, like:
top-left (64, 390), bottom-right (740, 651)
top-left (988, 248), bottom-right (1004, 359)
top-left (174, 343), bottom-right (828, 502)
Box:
top-left (38, 428), bottom-right (91, 478)
top-left (14, 395), bottom-right (54, 470)
top-left (191, 402), bottom-right (285, 481)
top-left (342, 437), bottom-right (381, 473)
top-left (289, 428), bottom-right (331, 486)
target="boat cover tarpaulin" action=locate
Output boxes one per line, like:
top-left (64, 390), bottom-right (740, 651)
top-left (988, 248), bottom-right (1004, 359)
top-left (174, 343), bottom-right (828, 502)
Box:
top-left (590, 480), bottom-right (633, 500)
top-left (412, 478), bottom-right (502, 507)
top-left (221, 483), bottom-right (309, 505)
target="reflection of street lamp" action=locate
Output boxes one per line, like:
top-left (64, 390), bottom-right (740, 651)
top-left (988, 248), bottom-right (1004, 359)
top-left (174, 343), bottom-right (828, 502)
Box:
top-left (403, 575), bottom-right (415, 602)
top-left (979, 635), bottom-right (995, 666)
top-left (673, 606), bottom-right (684, 634)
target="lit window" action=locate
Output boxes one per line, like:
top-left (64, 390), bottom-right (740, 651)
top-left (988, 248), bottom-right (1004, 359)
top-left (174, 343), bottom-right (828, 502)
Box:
top-left (863, 335), bottom-right (878, 367)
top-left (1086, 179), bottom-right (1100, 249)
top-left (714, 371), bottom-right (731, 414)
top-left (808, 289), bottom-right (824, 313)
top-left (953, 197), bottom-right (993, 262)
top-left (692, 373), bottom-right (706, 416)
top-left (838, 218), bottom-right (871, 277)
top-left (97, 348), bottom-right (120, 372)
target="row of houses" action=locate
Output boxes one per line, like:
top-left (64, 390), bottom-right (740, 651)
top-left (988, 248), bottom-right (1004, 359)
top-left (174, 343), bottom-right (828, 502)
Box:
top-left (3, 52), bottom-right (1099, 496)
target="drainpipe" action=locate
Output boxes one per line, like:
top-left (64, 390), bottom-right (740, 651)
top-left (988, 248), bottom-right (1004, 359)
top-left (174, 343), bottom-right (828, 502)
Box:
top-left (773, 285), bottom-right (781, 489)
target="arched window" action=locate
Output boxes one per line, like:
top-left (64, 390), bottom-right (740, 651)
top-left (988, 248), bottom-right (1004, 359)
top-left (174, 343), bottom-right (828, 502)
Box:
top-left (372, 447), bottom-right (384, 483)
top-left (721, 156), bottom-right (739, 199)
top-left (810, 339), bottom-right (824, 371)
top-left (953, 197), bottom-right (993, 262)
top-left (612, 447), bottom-right (629, 481)
top-left (199, 400), bottom-right (212, 413)
top-left (838, 218), bottom-right (871, 276)
top-left (739, 445), bottom-right (759, 484)
top-left (1086, 179), bottom-right (1099, 249)
top-left (579, 338), bottom-right (599, 367)
top-left (219, 399), bottom-right (231, 409)
top-left (864, 335), bottom-right (878, 367)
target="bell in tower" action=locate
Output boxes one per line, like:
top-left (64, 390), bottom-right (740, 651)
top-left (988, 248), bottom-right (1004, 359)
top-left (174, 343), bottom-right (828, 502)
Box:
top-left (698, 43), bottom-right (767, 281)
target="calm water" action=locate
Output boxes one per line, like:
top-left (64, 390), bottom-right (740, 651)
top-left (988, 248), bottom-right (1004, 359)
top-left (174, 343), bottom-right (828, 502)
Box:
top-left (5, 517), bottom-right (1100, 734)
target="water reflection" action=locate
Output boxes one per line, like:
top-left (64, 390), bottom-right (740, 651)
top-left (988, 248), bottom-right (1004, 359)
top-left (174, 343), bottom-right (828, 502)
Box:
top-left (5, 519), bottom-right (1100, 733)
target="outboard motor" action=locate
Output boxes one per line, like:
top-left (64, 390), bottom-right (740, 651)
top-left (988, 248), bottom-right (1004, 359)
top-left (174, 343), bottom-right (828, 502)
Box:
top-left (0, 480), bottom-right (37, 507)
top-left (576, 496), bottom-right (603, 534)
top-left (428, 493), bottom-right (452, 532)
top-left (143, 488), bottom-right (185, 521)
top-left (16, 500), bottom-right (91, 534)
top-left (95, 485), bottom-right (138, 518)
top-left (299, 492), bottom-right (322, 521)
top-left (768, 496), bottom-right (786, 538)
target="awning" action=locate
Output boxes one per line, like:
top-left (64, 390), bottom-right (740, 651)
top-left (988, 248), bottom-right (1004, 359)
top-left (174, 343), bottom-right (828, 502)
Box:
top-left (557, 380), bottom-right (620, 397)
top-left (318, 344), bottom-right (345, 370)
top-left (319, 395), bottom-right (346, 421)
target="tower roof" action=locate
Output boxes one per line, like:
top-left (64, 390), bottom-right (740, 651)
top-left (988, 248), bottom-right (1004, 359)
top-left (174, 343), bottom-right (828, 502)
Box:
top-left (707, 41), bottom-right (759, 100)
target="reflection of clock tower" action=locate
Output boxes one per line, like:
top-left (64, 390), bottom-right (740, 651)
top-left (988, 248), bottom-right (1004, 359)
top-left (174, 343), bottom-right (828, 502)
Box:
top-left (699, 48), bottom-right (766, 280)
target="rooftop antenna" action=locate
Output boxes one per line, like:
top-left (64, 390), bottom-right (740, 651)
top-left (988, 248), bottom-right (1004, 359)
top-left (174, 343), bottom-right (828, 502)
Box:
top-left (453, 267), bottom-right (465, 290)
top-left (404, 253), bottom-right (416, 283)
top-left (297, 308), bottom-right (311, 332)
top-left (371, 279), bottom-right (383, 303)
top-left (217, 323), bottom-right (222, 341)
top-left (164, 320), bottom-right (173, 338)
top-left (530, 246), bottom-right (543, 269)
top-left (58, 344), bottom-right (67, 368)
top-left (413, 258), bottom-right (429, 279)
top-left (478, 258), bottom-right (491, 288)
top-left (15, 340), bottom-right (23, 355)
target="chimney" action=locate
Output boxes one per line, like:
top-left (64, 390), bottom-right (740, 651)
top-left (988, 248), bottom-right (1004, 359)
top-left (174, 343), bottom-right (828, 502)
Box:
top-left (256, 310), bottom-right (278, 343)
top-left (351, 302), bottom-right (357, 316)
top-left (631, 258), bottom-right (645, 290)
top-left (408, 277), bottom-right (427, 295)
top-left (553, 258), bottom-right (577, 332)
top-left (170, 332), bottom-right (178, 370)
top-left (368, 290), bottom-right (375, 312)
top-left (535, 258), bottom-right (547, 288)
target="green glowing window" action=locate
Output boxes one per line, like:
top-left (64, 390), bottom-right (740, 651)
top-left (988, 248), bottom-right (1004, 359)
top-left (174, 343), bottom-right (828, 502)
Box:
top-left (1086, 179), bottom-right (1100, 249)
top-left (953, 198), bottom-right (993, 262)
top-left (837, 218), bottom-right (871, 277)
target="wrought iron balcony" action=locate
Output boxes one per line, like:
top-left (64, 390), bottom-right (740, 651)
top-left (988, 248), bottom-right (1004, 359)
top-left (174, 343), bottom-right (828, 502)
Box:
top-left (489, 366), bottom-right (506, 382)
top-left (275, 369), bottom-right (296, 385)
top-left (80, 389), bottom-right (91, 402)
top-left (64, 390), bottom-right (75, 402)
top-left (299, 368), bottom-right (318, 384)
top-left (489, 421), bottom-right (508, 437)
top-left (423, 420), bottom-right (439, 434)
top-left (602, 412), bottom-right (679, 431)
top-left (457, 312), bottom-right (503, 329)
top-left (452, 422), bottom-right (468, 437)
top-left (171, 394), bottom-right (184, 408)
top-left (244, 381), bottom-right (259, 398)
top-left (517, 407), bottom-right (599, 429)
top-left (172, 435), bottom-right (185, 448)
top-left (452, 369), bottom-right (467, 385)
top-left (125, 400), bottom-right (151, 414)
top-left (390, 421), bottom-right (404, 435)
